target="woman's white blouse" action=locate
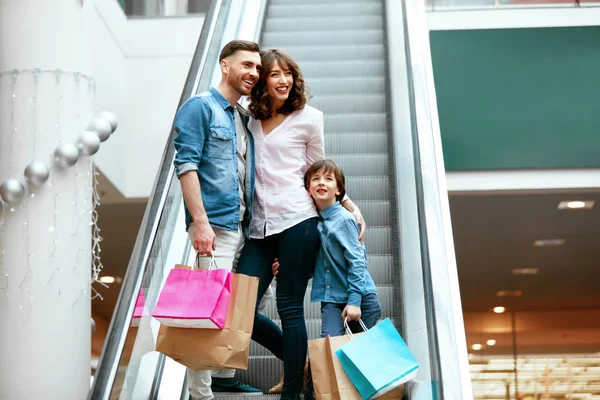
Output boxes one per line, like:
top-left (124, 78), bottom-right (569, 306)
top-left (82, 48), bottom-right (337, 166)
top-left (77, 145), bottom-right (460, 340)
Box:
top-left (248, 105), bottom-right (325, 239)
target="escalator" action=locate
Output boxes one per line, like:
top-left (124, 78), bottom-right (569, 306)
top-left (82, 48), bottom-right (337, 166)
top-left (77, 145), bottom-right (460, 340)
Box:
top-left (237, 0), bottom-right (398, 390)
top-left (89, 0), bottom-right (472, 399)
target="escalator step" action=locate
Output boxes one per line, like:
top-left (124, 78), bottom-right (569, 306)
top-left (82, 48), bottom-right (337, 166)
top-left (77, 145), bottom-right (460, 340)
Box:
top-left (328, 153), bottom-right (389, 176)
top-left (362, 226), bottom-right (392, 255)
top-left (264, 15), bottom-right (384, 32)
top-left (268, 3), bottom-right (383, 19)
top-left (309, 94), bottom-right (386, 114)
top-left (325, 113), bottom-right (387, 132)
top-left (271, 0), bottom-right (380, 4)
top-left (345, 176), bottom-right (391, 201)
top-left (325, 132), bottom-right (389, 154)
top-left (235, 356), bottom-right (282, 394)
top-left (368, 255), bottom-right (396, 284)
top-left (350, 200), bottom-right (391, 228)
top-left (302, 60), bottom-right (384, 79)
top-left (309, 76), bottom-right (386, 95)
top-left (273, 44), bottom-right (385, 63)
top-left (263, 30), bottom-right (384, 47)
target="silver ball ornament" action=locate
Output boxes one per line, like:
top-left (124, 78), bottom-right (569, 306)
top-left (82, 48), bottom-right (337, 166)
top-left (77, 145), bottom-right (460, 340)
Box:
top-left (89, 117), bottom-right (112, 142)
top-left (0, 179), bottom-right (26, 205)
top-left (95, 111), bottom-right (117, 133)
top-left (53, 143), bottom-right (80, 169)
top-left (24, 161), bottom-right (50, 187)
top-left (76, 130), bottom-right (101, 156)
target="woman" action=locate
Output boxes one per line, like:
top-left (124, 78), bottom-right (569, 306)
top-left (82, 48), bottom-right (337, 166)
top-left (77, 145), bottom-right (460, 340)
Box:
top-left (236, 49), bottom-right (364, 399)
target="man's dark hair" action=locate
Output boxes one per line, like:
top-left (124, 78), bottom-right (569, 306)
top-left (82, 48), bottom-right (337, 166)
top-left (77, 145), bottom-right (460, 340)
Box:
top-left (249, 49), bottom-right (310, 120)
top-left (219, 40), bottom-right (260, 62)
top-left (304, 159), bottom-right (346, 202)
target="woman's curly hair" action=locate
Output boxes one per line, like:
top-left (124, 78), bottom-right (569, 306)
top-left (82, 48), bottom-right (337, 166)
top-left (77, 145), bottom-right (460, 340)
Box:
top-left (249, 49), bottom-right (310, 120)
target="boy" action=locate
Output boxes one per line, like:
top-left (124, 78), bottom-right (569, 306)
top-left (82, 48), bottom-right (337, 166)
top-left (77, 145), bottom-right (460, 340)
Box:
top-left (274, 159), bottom-right (381, 336)
top-left (305, 159), bottom-right (381, 336)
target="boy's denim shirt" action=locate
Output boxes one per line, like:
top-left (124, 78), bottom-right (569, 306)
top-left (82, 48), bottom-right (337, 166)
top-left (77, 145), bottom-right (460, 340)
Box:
top-left (311, 202), bottom-right (377, 307)
top-left (173, 87), bottom-right (255, 234)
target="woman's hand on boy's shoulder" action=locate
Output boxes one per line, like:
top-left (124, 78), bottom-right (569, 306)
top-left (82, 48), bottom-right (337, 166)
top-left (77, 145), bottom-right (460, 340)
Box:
top-left (351, 209), bottom-right (366, 243)
top-left (341, 199), bottom-right (366, 243)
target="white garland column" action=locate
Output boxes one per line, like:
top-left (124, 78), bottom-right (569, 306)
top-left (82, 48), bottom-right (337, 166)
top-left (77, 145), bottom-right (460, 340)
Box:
top-left (0, 1), bottom-right (98, 399)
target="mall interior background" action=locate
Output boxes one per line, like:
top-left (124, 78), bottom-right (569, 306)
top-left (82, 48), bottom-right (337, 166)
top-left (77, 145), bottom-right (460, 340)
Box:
top-left (67, 0), bottom-right (600, 398)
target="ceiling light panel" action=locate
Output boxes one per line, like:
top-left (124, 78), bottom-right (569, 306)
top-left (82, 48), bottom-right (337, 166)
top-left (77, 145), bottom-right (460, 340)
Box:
top-left (512, 268), bottom-right (539, 275)
top-left (534, 239), bottom-right (565, 247)
top-left (558, 200), bottom-right (595, 210)
top-left (496, 290), bottom-right (522, 297)
top-left (99, 276), bottom-right (115, 284)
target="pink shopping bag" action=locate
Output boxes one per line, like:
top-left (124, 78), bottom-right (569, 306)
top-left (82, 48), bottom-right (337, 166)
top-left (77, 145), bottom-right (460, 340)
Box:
top-left (132, 290), bottom-right (146, 327)
top-left (152, 255), bottom-right (232, 329)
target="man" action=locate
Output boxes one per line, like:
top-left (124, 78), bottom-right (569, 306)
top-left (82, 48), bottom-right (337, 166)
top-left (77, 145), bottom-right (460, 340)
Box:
top-left (173, 40), bottom-right (269, 399)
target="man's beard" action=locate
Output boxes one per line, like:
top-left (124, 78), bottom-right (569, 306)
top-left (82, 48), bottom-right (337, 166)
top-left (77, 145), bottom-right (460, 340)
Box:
top-left (228, 74), bottom-right (251, 96)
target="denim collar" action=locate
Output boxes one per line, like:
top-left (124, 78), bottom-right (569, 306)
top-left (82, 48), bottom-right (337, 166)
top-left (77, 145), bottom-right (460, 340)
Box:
top-left (209, 87), bottom-right (234, 111)
top-left (319, 201), bottom-right (342, 220)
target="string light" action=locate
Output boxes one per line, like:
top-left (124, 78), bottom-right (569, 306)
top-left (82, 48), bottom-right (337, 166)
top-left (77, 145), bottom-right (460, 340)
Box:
top-left (91, 165), bottom-right (104, 282)
top-left (70, 73), bottom-right (90, 307)
top-left (0, 68), bottom-right (116, 309)
top-left (9, 70), bottom-right (18, 177)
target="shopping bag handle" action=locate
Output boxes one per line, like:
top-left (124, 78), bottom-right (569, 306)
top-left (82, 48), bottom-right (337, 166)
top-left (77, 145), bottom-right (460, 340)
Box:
top-left (344, 317), bottom-right (369, 340)
top-left (194, 253), bottom-right (218, 270)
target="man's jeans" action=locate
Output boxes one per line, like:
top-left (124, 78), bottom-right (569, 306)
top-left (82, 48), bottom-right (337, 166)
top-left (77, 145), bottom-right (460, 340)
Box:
top-left (186, 223), bottom-right (273, 400)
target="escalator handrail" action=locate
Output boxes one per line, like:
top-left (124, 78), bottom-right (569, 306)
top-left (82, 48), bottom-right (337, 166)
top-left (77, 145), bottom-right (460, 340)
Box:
top-left (89, 1), bottom-right (224, 398)
top-left (400, 0), bottom-right (473, 398)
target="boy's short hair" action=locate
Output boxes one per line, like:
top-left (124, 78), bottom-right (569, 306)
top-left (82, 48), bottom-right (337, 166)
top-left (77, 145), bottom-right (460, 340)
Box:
top-left (304, 159), bottom-right (346, 202)
top-left (219, 40), bottom-right (260, 61)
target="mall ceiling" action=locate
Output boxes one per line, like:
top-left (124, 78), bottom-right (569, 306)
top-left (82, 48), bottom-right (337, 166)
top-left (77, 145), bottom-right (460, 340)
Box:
top-left (451, 191), bottom-right (600, 313)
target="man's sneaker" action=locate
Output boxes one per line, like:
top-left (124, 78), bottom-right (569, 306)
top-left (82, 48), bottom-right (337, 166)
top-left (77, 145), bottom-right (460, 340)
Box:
top-left (211, 377), bottom-right (263, 395)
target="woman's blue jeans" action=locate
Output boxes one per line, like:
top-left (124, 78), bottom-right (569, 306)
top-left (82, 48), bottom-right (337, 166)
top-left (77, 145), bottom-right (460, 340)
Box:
top-left (237, 217), bottom-right (320, 400)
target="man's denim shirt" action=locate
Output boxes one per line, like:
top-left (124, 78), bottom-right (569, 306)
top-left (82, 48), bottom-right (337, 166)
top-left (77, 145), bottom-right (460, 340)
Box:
top-left (311, 202), bottom-right (377, 307)
top-left (173, 87), bottom-right (255, 233)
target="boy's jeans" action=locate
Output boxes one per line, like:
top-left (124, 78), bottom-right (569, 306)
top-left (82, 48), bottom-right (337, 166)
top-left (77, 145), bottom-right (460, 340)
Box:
top-left (320, 293), bottom-right (382, 337)
top-left (186, 223), bottom-right (273, 400)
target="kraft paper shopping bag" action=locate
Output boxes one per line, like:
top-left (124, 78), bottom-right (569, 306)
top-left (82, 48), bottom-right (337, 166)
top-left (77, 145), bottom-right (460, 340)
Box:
top-left (156, 272), bottom-right (259, 370)
top-left (309, 332), bottom-right (405, 400)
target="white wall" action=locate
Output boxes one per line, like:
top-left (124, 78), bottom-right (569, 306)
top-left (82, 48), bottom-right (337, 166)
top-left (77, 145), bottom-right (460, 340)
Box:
top-left (83, 0), bottom-right (203, 199)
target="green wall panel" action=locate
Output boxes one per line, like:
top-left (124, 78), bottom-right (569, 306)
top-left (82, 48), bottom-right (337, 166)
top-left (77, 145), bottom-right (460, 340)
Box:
top-left (430, 27), bottom-right (600, 171)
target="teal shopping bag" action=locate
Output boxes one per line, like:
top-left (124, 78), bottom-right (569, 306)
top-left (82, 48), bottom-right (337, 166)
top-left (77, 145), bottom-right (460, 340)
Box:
top-left (336, 318), bottom-right (419, 399)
